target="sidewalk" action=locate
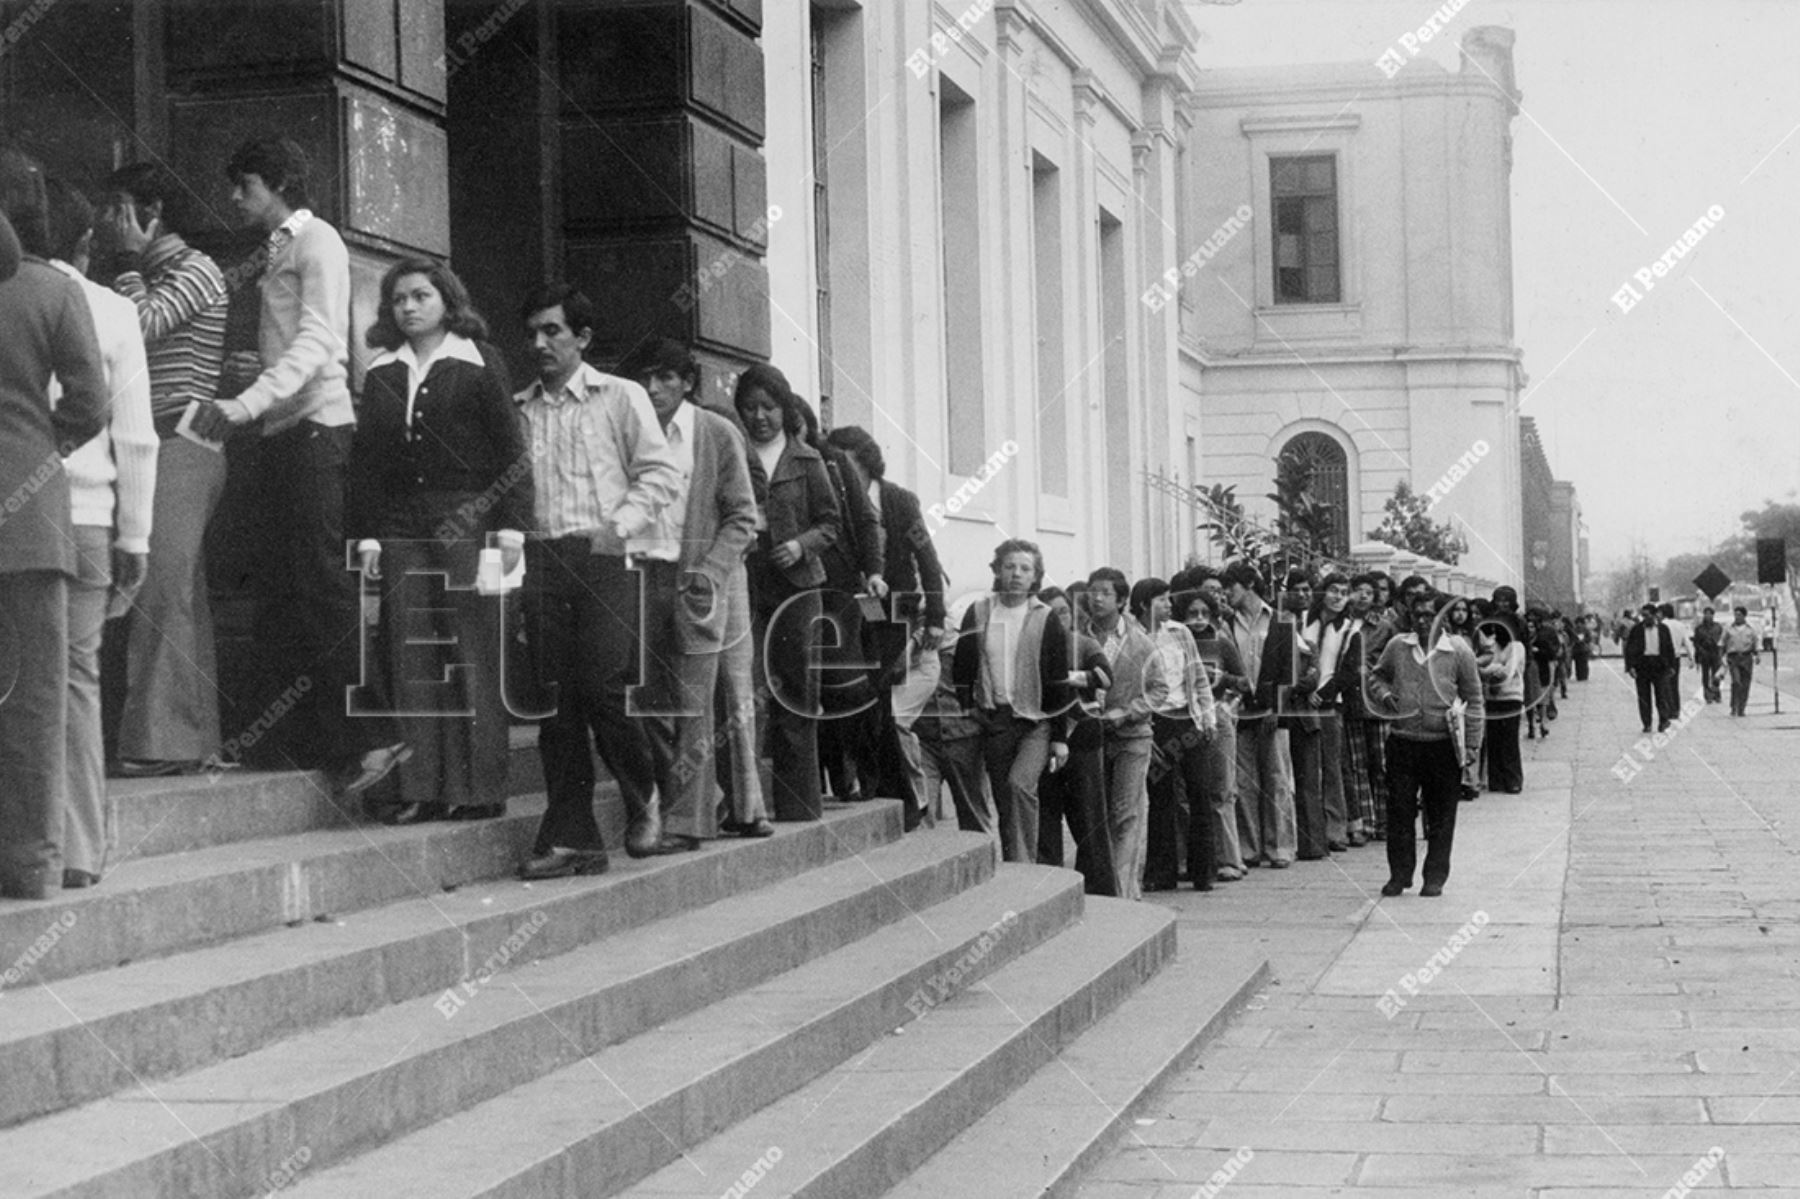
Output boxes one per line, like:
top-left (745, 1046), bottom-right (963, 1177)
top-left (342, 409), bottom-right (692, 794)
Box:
top-left (1072, 668), bottom-right (1800, 1197)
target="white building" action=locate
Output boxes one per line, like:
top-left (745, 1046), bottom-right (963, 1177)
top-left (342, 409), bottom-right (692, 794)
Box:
top-left (1180, 27), bottom-right (1526, 590)
top-left (758, 3), bottom-right (1524, 595)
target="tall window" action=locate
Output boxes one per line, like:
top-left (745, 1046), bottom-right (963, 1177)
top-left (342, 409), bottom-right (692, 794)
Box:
top-left (1279, 431), bottom-right (1349, 556)
top-left (810, 10), bottom-right (832, 406)
top-left (1032, 153), bottom-right (1067, 497)
top-left (1272, 156), bottom-right (1339, 304)
top-left (939, 80), bottom-right (985, 475)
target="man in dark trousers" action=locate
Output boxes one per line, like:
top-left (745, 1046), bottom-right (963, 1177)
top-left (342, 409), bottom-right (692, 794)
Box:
top-left (514, 286), bottom-right (681, 878)
top-left (1623, 603), bottom-right (1677, 733)
top-left (826, 425), bottom-right (945, 825)
top-left (1693, 607), bottom-right (1724, 704)
top-left (1368, 590), bottom-right (1483, 898)
top-left (0, 147), bottom-right (110, 899)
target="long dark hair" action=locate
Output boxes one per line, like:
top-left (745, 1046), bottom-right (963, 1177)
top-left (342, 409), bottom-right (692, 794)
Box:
top-left (732, 363), bottom-right (808, 438)
top-left (366, 257), bottom-right (489, 350)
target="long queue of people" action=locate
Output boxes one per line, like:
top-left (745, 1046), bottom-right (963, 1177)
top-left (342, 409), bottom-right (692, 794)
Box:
top-left (0, 132), bottom-right (1571, 908)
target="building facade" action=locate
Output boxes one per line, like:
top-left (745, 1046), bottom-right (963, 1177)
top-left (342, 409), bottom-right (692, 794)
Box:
top-left (1, 1), bottom-right (1556, 621)
top-left (1179, 27), bottom-right (1527, 591)
top-left (1521, 415), bottom-right (1583, 612)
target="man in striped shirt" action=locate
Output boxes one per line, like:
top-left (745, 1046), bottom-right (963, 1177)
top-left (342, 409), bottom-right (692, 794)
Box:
top-left (513, 284), bottom-right (682, 879)
top-left (101, 162), bottom-right (231, 777)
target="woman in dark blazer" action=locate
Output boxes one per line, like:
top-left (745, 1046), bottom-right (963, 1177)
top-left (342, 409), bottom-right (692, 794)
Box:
top-left (349, 257), bottom-right (532, 823)
top-left (734, 364), bottom-right (841, 820)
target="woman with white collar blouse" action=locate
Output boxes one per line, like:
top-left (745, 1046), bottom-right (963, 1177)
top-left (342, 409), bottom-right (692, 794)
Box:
top-left (349, 258), bottom-right (532, 824)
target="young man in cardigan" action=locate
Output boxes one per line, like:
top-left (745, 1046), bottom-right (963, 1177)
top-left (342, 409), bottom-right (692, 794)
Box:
top-left (952, 540), bottom-right (1072, 864)
top-left (621, 338), bottom-right (765, 851)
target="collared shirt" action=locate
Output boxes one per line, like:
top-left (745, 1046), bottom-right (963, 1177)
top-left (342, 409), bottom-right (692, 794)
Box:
top-left (267, 207), bottom-right (313, 262)
top-left (367, 333), bottom-right (486, 437)
top-left (981, 599), bottom-right (1030, 707)
top-left (1637, 621), bottom-right (1664, 659)
top-left (1227, 597), bottom-right (1272, 686)
top-left (629, 402), bottom-right (697, 562)
top-left (515, 361), bottom-right (680, 543)
top-left (1723, 623), bottom-right (1760, 654)
top-left (1094, 617), bottom-right (1128, 708)
top-left (235, 208), bottom-right (354, 433)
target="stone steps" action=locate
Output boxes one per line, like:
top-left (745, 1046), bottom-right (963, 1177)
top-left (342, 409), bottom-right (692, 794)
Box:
top-left (278, 862), bottom-right (1085, 1198)
top-left (0, 805), bottom-right (898, 1130)
top-left (623, 897), bottom-right (1179, 1199)
top-left (0, 810), bottom-right (942, 1197)
top-left (0, 723), bottom-right (1268, 1198)
top-left (881, 949), bottom-right (1272, 1199)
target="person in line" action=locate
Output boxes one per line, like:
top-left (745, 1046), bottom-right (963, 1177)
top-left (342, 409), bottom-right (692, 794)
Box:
top-left (1692, 607), bottom-right (1724, 705)
top-left (826, 425), bottom-right (945, 825)
top-left (952, 540), bottom-right (1072, 864)
top-left (1036, 585), bottom-right (1117, 896)
top-left (1477, 619), bottom-right (1525, 794)
top-left (1086, 566), bottom-right (1162, 898)
top-left (1219, 561), bottom-right (1297, 870)
top-left (514, 285), bottom-right (681, 878)
top-left (1328, 573), bottom-right (1386, 845)
top-left (806, 406), bottom-right (885, 804)
top-left (620, 338), bottom-right (766, 849)
top-left (1722, 606), bottom-right (1760, 717)
top-left (202, 136), bottom-right (407, 796)
top-left (736, 364), bottom-right (841, 822)
top-left (1175, 584), bottom-right (1249, 879)
top-left (350, 258), bottom-right (530, 824)
top-left (1297, 574), bottom-right (1351, 847)
top-left (1441, 595), bottom-right (1485, 801)
top-left (1368, 590), bottom-right (1483, 898)
top-left (101, 162), bottom-right (230, 777)
top-left (0, 145), bottom-right (110, 900)
top-left (1623, 603), bottom-right (1677, 734)
top-left (1137, 577), bottom-right (1217, 893)
top-left (914, 597), bottom-right (995, 843)
top-left (45, 178), bottom-right (157, 889)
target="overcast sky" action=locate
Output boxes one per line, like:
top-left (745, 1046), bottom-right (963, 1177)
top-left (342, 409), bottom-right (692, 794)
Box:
top-left (1189, 0), bottom-right (1800, 573)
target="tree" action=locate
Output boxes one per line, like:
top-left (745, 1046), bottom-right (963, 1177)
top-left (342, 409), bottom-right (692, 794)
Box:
top-left (1367, 480), bottom-right (1467, 565)
top-left (1739, 500), bottom-right (1800, 618)
top-left (1196, 482), bottom-right (1271, 572)
top-left (1267, 452), bottom-right (1338, 566)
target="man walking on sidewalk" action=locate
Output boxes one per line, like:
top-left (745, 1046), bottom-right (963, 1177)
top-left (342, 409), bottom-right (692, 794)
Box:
top-left (1722, 606), bottom-right (1760, 717)
top-left (1623, 603), bottom-right (1677, 733)
top-left (1693, 607), bottom-right (1724, 705)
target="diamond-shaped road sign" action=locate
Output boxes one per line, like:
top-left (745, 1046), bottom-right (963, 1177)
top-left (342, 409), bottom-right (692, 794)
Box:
top-left (1693, 563), bottom-right (1732, 600)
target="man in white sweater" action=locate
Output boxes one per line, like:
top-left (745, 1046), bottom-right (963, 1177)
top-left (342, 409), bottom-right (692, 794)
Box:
top-left (45, 177), bottom-right (156, 888)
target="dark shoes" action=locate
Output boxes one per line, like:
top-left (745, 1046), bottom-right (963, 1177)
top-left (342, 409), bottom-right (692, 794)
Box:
top-left (448, 803), bottom-right (505, 821)
top-left (635, 835), bottom-right (702, 856)
top-left (1143, 878), bottom-right (1177, 892)
top-left (518, 848), bottom-right (610, 880)
top-left (377, 802), bottom-right (447, 826)
top-left (1419, 881), bottom-right (1445, 897)
top-left (62, 869), bottom-right (100, 889)
top-left (335, 742), bottom-right (412, 799)
top-left (1327, 840), bottom-right (1350, 853)
top-left (115, 759), bottom-right (199, 778)
top-left (1380, 879), bottom-right (1409, 897)
top-left (720, 818), bottom-right (776, 838)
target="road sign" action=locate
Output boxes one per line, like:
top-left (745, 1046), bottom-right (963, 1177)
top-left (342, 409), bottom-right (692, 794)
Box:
top-left (1693, 563), bottom-right (1731, 600)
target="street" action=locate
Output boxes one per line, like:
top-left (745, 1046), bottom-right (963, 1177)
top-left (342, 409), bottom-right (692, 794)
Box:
top-left (1076, 655), bottom-right (1800, 1196)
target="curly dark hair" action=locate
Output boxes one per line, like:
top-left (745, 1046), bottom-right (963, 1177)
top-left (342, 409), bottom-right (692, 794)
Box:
top-left (366, 257), bottom-right (489, 350)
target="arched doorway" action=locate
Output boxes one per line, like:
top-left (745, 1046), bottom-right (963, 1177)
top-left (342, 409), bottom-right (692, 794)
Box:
top-left (1277, 431), bottom-right (1350, 558)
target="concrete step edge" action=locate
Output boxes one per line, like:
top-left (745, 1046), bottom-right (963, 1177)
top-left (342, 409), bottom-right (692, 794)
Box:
top-left (619, 896), bottom-right (1179, 1199)
top-left (0, 807), bottom-right (928, 1130)
top-left (106, 738), bottom-right (548, 861)
top-left (270, 865), bottom-right (1090, 1199)
top-left (0, 843), bottom-right (1053, 1199)
top-left (884, 945), bottom-right (1274, 1199)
